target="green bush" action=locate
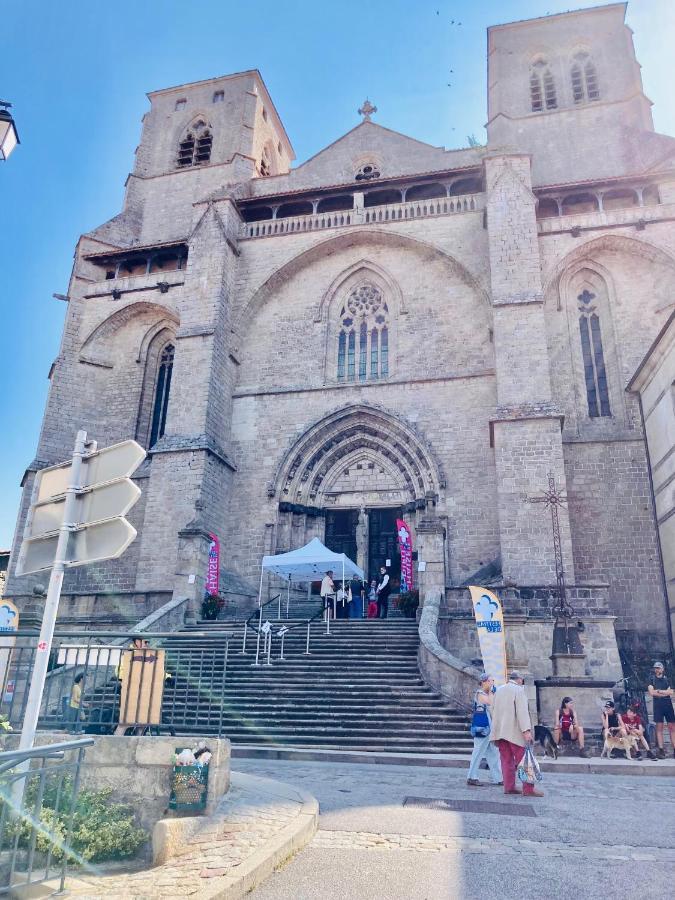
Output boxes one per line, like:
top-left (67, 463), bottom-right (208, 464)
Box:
top-left (394, 590), bottom-right (420, 618)
top-left (3, 775), bottom-right (147, 864)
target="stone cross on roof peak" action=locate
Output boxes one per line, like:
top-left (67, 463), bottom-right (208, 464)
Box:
top-left (358, 99), bottom-right (377, 122)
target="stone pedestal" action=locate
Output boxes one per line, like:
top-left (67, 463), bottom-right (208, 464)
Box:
top-left (174, 521), bottom-right (214, 624)
top-left (551, 653), bottom-right (587, 678)
top-left (415, 501), bottom-right (446, 607)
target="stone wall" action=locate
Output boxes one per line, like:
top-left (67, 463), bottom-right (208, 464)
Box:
top-left (4, 5), bottom-right (674, 656)
top-left (438, 614), bottom-right (622, 683)
top-left (25, 734), bottom-right (231, 835)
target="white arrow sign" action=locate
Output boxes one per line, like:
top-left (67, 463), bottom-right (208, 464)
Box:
top-left (34, 439), bottom-right (146, 504)
top-left (16, 430), bottom-right (145, 760)
top-left (17, 517), bottom-right (138, 575)
top-left (28, 479), bottom-right (141, 539)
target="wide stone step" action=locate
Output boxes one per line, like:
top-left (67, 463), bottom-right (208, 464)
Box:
top-left (197, 700), bottom-right (461, 714)
top-left (153, 616), bottom-right (468, 755)
top-left (216, 710), bottom-right (466, 724)
top-left (217, 718), bottom-right (469, 733)
top-left (223, 733), bottom-right (473, 749)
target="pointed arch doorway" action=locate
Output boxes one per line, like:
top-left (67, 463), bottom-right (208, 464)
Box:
top-left (271, 405), bottom-right (445, 589)
top-left (324, 505), bottom-right (403, 588)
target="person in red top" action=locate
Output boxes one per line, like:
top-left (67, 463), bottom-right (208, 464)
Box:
top-left (553, 697), bottom-right (589, 758)
top-left (620, 705), bottom-right (657, 760)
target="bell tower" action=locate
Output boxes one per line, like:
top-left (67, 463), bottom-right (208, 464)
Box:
top-left (487, 3), bottom-right (654, 186)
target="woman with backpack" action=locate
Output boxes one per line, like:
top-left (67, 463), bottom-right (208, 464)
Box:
top-left (467, 673), bottom-right (503, 787)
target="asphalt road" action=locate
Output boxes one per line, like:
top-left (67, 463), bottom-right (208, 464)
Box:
top-left (235, 758), bottom-right (675, 900)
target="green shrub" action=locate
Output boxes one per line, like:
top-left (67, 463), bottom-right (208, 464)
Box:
top-left (2, 775), bottom-right (147, 864)
top-left (394, 590), bottom-right (420, 618)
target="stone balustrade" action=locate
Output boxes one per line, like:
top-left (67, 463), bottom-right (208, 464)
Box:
top-left (537, 199), bottom-right (675, 234)
top-left (240, 192), bottom-right (484, 239)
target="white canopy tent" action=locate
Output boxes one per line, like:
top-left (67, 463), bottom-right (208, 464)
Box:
top-left (261, 537), bottom-right (364, 582)
top-left (258, 537), bottom-right (364, 617)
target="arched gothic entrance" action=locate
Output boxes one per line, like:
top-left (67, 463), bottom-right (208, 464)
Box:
top-left (270, 405), bottom-right (444, 586)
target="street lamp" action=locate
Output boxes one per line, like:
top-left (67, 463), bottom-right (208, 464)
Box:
top-left (0, 101), bottom-right (19, 161)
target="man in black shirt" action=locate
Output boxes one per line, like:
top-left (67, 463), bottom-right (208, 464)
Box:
top-left (648, 661), bottom-right (675, 759)
top-left (376, 567), bottom-right (391, 619)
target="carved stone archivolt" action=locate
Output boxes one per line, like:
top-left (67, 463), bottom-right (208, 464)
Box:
top-left (271, 404), bottom-right (444, 508)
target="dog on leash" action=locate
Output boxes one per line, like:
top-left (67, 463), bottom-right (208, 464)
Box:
top-left (534, 724), bottom-right (559, 759)
top-left (600, 732), bottom-right (638, 760)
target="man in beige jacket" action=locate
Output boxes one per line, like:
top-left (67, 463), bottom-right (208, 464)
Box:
top-left (490, 672), bottom-right (543, 797)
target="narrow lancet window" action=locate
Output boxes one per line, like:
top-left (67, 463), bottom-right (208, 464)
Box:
top-left (150, 343), bottom-right (174, 446)
top-left (578, 291), bottom-right (610, 417)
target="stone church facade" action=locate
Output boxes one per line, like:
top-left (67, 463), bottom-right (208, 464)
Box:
top-left (6, 3), bottom-right (674, 655)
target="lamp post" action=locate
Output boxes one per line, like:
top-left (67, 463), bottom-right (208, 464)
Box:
top-left (0, 101), bottom-right (19, 160)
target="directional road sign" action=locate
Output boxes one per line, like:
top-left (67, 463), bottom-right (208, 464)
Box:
top-left (17, 518), bottom-right (138, 574)
top-left (34, 440), bottom-right (146, 504)
top-left (16, 438), bottom-right (145, 575)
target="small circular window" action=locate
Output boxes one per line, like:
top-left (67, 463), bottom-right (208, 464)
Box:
top-left (355, 162), bottom-right (381, 182)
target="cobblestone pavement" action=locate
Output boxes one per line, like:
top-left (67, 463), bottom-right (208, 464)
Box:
top-left (65, 772), bottom-right (311, 899)
top-left (237, 759), bottom-right (675, 900)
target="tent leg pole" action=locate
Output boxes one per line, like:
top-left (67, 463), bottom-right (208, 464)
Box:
top-left (253, 628), bottom-right (261, 666)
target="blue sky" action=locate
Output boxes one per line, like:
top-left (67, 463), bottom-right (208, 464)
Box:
top-left (1, 0), bottom-right (673, 549)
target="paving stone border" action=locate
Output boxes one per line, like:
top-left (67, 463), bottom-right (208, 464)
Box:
top-left (63, 771), bottom-right (318, 899)
top-left (311, 829), bottom-right (675, 861)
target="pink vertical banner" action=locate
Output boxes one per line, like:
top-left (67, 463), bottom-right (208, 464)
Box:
top-left (396, 519), bottom-right (413, 592)
top-left (206, 533), bottom-right (220, 595)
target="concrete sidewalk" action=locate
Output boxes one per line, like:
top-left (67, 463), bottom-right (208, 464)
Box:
top-left (63, 771), bottom-right (318, 899)
top-left (236, 758), bottom-right (675, 900)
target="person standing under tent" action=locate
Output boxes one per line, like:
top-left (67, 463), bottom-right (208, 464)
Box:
top-left (367, 580), bottom-right (378, 619)
top-left (320, 570), bottom-right (336, 618)
top-left (349, 575), bottom-right (365, 618)
top-left (336, 581), bottom-right (350, 619)
top-left (376, 566), bottom-right (391, 619)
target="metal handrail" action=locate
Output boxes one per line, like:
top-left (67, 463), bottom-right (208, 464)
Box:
top-left (0, 739), bottom-right (94, 774)
top-left (251, 603), bottom-right (331, 666)
top-left (245, 595), bottom-right (282, 632)
top-left (0, 630), bottom-right (233, 738)
top-left (4, 629), bottom-right (232, 640)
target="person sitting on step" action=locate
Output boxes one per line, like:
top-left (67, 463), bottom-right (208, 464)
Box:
top-left (553, 696), bottom-right (590, 758)
top-left (621, 704), bottom-right (657, 760)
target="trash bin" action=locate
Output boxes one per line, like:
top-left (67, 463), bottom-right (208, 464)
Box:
top-left (169, 748), bottom-right (209, 811)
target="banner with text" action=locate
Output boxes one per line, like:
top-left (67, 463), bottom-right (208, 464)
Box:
top-left (206, 533), bottom-right (220, 595)
top-left (468, 585), bottom-right (507, 686)
top-left (396, 519), bottom-right (414, 592)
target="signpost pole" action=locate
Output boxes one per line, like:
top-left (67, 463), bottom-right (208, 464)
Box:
top-left (18, 430), bottom-right (87, 752)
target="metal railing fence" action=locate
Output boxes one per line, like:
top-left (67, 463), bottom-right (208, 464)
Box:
top-left (0, 630), bottom-right (232, 738)
top-left (243, 603), bottom-right (330, 666)
top-left (0, 738), bottom-right (93, 895)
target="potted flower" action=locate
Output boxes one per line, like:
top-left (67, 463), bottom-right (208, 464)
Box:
top-left (395, 590), bottom-right (419, 619)
top-left (201, 593), bottom-right (224, 621)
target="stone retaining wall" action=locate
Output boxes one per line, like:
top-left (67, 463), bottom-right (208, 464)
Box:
top-left (27, 734), bottom-right (230, 834)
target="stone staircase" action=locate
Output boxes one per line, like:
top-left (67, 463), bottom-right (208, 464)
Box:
top-left (163, 616), bottom-right (471, 754)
